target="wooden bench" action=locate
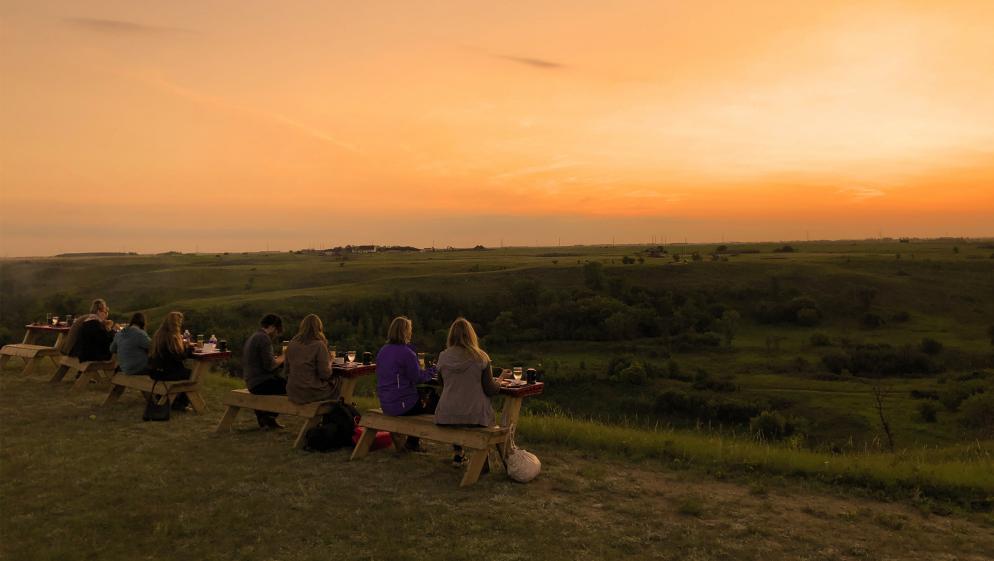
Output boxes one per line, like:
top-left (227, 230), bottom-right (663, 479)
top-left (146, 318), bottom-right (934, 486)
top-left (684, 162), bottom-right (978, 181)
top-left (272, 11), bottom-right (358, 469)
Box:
top-left (0, 344), bottom-right (61, 376)
top-left (49, 356), bottom-right (117, 391)
top-left (215, 389), bottom-right (336, 449)
top-left (101, 373), bottom-right (207, 413)
top-left (351, 408), bottom-right (510, 487)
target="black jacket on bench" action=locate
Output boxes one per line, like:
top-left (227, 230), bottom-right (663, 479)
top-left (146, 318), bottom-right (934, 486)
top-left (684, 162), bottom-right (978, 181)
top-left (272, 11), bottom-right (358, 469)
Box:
top-left (71, 319), bottom-right (114, 362)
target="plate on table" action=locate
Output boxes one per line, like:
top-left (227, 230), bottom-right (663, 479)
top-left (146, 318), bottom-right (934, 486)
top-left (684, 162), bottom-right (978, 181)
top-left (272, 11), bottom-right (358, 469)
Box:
top-left (502, 380), bottom-right (527, 387)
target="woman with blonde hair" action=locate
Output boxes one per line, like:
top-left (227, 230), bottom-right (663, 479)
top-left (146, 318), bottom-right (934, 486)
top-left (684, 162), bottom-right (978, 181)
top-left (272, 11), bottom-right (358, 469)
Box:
top-left (286, 314), bottom-right (339, 404)
top-left (149, 311), bottom-right (192, 410)
top-left (435, 317), bottom-right (511, 466)
top-left (375, 316), bottom-right (436, 451)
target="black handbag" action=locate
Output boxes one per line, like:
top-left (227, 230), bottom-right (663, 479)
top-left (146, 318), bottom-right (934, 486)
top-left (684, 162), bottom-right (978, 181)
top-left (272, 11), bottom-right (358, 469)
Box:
top-left (142, 381), bottom-right (171, 422)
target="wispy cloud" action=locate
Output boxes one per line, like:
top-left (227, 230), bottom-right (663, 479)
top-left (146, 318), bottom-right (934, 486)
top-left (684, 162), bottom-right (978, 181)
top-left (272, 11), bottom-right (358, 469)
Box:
top-left (496, 54), bottom-right (565, 70)
top-left (121, 69), bottom-right (361, 154)
top-left (838, 185), bottom-right (885, 201)
top-left (63, 17), bottom-right (194, 36)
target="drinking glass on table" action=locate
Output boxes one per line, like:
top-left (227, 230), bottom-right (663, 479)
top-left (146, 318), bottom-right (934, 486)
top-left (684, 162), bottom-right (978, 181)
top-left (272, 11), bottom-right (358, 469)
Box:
top-left (51, 316), bottom-right (59, 326)
top-left (281, 340), bottom-right (290, 355)
top-left (45, 313), bottom-right (52, 325)
top-left (417, 352), bottom-right (426, 368)
top-left (346, 350), bottom-right (356, 363)
top-left (512, 367), bottom-right (523, 381)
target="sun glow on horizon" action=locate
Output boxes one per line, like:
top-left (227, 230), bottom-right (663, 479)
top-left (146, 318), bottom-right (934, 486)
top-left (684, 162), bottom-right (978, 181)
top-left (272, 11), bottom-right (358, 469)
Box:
top-left (1, 0), bottom-right (993, 255)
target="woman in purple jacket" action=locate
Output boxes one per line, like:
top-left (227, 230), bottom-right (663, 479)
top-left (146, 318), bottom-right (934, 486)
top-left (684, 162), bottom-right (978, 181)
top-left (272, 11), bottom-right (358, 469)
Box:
top-left (375, 316), bottom-right (435, 451)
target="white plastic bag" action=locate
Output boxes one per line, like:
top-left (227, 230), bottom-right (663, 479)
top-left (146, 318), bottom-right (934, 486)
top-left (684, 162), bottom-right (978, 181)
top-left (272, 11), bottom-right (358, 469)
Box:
top-left (505, 424), bottom-right (541, 483)
top-left (506, 448), bottom-right (541, 482)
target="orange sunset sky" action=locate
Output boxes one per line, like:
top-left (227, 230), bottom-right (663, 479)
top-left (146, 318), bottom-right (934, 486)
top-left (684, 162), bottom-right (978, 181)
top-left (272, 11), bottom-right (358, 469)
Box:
top-left (1, 0), bottom-right (993, 255)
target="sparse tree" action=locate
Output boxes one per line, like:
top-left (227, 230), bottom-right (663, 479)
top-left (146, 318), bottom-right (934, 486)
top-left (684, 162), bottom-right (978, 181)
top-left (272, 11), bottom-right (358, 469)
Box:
top-left (871, 384), bottom-right (896, 452)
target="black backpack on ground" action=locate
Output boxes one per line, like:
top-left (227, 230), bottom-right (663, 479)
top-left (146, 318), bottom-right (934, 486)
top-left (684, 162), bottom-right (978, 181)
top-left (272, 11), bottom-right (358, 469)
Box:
top-left (304, 399), bottom-right (360, 452)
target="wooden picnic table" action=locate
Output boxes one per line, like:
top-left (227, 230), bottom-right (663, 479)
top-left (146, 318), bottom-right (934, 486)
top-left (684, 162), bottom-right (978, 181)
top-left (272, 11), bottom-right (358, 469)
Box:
top-left (103, 350), bottom-right (232, 413)
top-left (333, 362), bottom-right (376, 402)
top-left (421, 377), bottom-right (545, 459)
top-left (0, 324), bottom-right (72, 375)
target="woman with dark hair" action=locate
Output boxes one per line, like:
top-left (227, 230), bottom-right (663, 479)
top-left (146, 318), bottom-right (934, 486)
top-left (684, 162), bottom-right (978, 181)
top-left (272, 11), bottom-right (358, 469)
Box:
top-left (243, 313), bottom-right (287, 429)
top-left (149, 311), bottom-right (192, 410)
top-left (286, 314), bottom-right (339, 404)
top-left (375, 316), bottom-right (436, 451)
top-left (110, 312), bottom-right (151, 374)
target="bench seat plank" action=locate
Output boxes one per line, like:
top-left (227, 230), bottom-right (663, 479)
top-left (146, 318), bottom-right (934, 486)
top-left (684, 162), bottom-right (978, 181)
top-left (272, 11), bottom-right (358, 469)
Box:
top-left (216, 389), bottom-right (336, 449)
top-left (357, 409), bottom-right (507, 450)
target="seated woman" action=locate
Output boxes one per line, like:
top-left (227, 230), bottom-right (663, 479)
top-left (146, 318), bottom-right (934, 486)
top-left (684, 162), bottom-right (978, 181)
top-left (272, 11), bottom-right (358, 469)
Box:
top-left (435, 317), bottom-right (510, 466)
top-left (61, 299), bottom-right (116, 362)
top-left (375, 316), bottom-right (435, 451)
top-left (286, 314), bottom-right (339, 404)
top-left (110, 312), bottom-right (151, 374)
top-left (148, 311), bottom-right (192, 410)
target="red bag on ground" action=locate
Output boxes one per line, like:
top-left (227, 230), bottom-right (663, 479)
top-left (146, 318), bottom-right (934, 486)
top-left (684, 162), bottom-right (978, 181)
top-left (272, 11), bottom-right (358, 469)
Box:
top-left (351, 426), bottom-right (392, 451)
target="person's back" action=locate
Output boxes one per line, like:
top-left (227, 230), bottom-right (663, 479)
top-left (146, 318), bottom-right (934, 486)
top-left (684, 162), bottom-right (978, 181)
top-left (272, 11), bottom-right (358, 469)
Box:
top-left (75, 318), bottom-right (114, 362)
top-left (376, 343), bottom-right (432, 415)
top-left (242, 328), bottom-right (281, 390)
top-left (111, 324), bottom-right (150, 374)
top-left (435, 346), bottom-right (498, 426)
top-left (286, 338), bottom-right (336, 404)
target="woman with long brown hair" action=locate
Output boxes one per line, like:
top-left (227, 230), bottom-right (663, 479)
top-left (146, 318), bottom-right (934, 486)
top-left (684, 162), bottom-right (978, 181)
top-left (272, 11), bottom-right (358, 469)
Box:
top-left (435, 317), bottom-right (510, 465)
top-left (149, 311), bottom-right (192, 410)
top-left (286, 314), bottom-right (339, 404)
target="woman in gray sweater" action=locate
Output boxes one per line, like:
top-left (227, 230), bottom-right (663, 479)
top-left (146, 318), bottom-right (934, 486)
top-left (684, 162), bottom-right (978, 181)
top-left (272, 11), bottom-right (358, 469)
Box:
top-left (435, 317), bottom-right (510, 465)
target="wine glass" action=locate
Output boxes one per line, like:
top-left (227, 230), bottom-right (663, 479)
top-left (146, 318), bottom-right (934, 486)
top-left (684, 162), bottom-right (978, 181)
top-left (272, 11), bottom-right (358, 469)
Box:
top-left (513, 367), bottom-right (523, 381)
top-left (45, 313), bottom-right (52, 326)
top-left (51, 315), bottom-right (60, 326)
top-left (346, 350), bottom-right (357, 363)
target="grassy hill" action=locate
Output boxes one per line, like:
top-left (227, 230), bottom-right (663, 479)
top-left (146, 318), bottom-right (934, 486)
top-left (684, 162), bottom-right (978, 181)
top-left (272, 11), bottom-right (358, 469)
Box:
top-left (1, 368), bottom-right (992, 561)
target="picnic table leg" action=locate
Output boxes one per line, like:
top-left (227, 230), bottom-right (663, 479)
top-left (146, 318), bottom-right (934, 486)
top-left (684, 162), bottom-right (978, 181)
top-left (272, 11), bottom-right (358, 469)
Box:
top-left (21, 357), bottom-right (42, 377)
top-left (460, 449), bottom-right (489, 487)
top-left (71, 369), bottom-right (97, 391)
top-left (53, 333), bottom-right (65, 349)
top-left (339, 377), bottom-right (359, 403)
top-left (186, 392), bottom-right (207, 414)
top-left (215, 405), bottom-right (241, 432)
top-left (102, 384), bottom-right (125, 407)
top-left (47, 355), bottom-right (60, 367)
top-left (389, 433), bottom-right (407, 451)
top-left (294, 416), bottom-right (321, 450)
top-left (497, 396), bottom-right (524, 459)
top-left (49, 363), bottom-right (73, 384)
top-left (350, 427), bottom-right (378, 460)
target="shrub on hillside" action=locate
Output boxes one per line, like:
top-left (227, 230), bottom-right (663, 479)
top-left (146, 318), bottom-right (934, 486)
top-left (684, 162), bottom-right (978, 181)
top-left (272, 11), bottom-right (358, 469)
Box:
top-left (822, 351), bottom-right (851, 375)
top-left (917, 402), bottom-right (939, 423)
top-left (939, 382), bottom-right (985, 412)
top-left (618, 362), bottom-right (648, 385)
top-left (960, 392), bottom-right (994, 434)
top-left (652, 390), bottom-right (767, 425)
top-left (669, 331), bottom-right (722, 352)
top-left (909, 389), bottom-right (940, 400)
top-left (749, 410), bottom-right (789, 440)
top-left (890, 310), bottom-right (911, 323)
top-left (920, 338), bottom-right (944, 355)
top-left (810, 332), bottom-right (831, 347)
top-left (691, 370), bottom-right (737, 392)
top-left (861, 313), bottom-right (886, 329)
top-left (795, 307), bottom-right (821, 326)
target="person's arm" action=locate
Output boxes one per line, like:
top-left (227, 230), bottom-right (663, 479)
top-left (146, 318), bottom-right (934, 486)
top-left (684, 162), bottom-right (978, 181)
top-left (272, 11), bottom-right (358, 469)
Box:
top-left (139, 331), bottom-right (150, 351)
top-left (316, 342), bottom-right (333, 381)
top-left (403, 350), bottom-right (434, 384)
top-left (109, 333), bottom-right (119, 354)
top-left (257, 335), bottom-right (280, 373)
top-left (481, 362), bottom-right (504, 396)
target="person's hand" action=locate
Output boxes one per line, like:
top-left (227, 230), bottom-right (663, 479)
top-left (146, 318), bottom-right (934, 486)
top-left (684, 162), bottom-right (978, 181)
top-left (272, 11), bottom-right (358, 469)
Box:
top-left (275, 354), bottom-right (286, 366)
top-left (104, 320), bottom-right (116, 331)
top-left (497, 368), bottom-right (512, 381)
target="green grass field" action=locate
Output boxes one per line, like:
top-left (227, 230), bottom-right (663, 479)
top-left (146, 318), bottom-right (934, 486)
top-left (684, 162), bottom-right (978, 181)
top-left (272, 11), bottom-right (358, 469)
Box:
top-left (2, 365), bottom-right (992, 561)
top-left (2, 240), bottom-right (993, 558)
